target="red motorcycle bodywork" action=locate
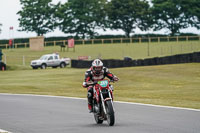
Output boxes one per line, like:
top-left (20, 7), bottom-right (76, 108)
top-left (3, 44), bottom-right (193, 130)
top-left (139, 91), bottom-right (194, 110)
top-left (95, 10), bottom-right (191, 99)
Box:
top-left (93, 80), bottom-right (113, 103)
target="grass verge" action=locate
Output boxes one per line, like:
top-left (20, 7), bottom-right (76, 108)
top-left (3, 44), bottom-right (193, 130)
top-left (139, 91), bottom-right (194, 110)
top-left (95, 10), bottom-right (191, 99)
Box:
top-left (0, 63), bottom-right (200, 109)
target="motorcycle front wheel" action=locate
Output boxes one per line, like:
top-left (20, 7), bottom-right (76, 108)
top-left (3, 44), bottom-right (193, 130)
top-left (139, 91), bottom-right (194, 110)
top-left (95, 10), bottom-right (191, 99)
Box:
top-left (94, 113), bottom-right (103, 124)
top-left (106, 100), bottom-right (115, 126)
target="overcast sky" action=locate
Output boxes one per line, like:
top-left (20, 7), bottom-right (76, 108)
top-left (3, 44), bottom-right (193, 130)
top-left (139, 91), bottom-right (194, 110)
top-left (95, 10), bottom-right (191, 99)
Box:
top-left (0, 0), bottom-right (199, 40)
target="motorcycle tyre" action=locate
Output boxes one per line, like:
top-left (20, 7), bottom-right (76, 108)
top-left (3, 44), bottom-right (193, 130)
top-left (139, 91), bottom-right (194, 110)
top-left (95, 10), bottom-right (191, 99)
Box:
top-left (94, 113), bottom-right (103, 124)
top-left (106, 100), bottom-right (115, 126)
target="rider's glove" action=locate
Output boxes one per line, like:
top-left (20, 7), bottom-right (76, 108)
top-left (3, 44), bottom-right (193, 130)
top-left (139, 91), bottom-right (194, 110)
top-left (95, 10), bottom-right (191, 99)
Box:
top-left (113, 76), bottom-right (119, 81)
top-left (82, 82), bottom-right (87, 88)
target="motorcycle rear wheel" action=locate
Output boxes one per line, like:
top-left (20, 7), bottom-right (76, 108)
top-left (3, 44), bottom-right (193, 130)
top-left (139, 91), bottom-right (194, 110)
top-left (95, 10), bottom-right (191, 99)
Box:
top-left (106, 100), bottom-right (115, 126)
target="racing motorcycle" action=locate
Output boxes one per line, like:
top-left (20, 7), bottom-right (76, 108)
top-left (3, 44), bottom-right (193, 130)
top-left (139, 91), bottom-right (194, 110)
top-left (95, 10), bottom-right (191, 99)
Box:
top-left (87, 79), bottom-right (115, 126)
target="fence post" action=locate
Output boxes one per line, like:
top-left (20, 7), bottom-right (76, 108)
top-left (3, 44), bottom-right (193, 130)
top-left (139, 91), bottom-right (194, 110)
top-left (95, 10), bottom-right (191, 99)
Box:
top-left (82, 40), bottom-right (85, 45)
top-left (186, 36), bottom-right (188, 41)
top-left (139, 38), bottom-right (141, 43)
top-left (167, 36), bottom-right (169, 42)
top-left (191, 43), bottom-right (193, 52)
top-left (102, 39), bottom-right (104, 44)
top-left (4, 54), bottom-right (6, 64)
top-left (54, 41), bottom-right (56, 46)
top-left (6, 44), bottom-right (8, 49)
top-left (92, 39), bottom-right (94, 44)
top-left (176, 36), bottom-right (179, 42)
top-left (111, 39), bottom-right (113, 44)
top-left (148, 37), bottom-right (151, 43)
top-left (23, 55), bottom-right (25, 66)
top-left (121, 38), bottom-right (123, 44)
top-left (171, 44), bottom-right (173, 55)
top-left (158, 37), bottom-right (160, 43)
top-left (181, 44), bottom-right (183, 53)
top-left (147, 42), bottom-right (150, 56)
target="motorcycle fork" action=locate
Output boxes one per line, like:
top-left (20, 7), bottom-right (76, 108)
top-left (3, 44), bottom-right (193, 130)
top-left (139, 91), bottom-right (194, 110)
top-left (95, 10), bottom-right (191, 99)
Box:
top-left (93, 86), bottom-right (99, 102)
top-left (108, 89), bottom-right (115, 112)
top-left (93, 86), bottom-right (101, 114)
top-left (99, 89), bottom-right (107, 115)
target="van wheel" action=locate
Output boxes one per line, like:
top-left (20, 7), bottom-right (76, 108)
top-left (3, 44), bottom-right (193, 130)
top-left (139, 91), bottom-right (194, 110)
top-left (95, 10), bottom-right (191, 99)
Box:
top-left (32, 67), bottom-right (38, 69)
top-left (60, 62), bottom-right (66, 68)
top-left (41, 64), bottom-right (47, 69)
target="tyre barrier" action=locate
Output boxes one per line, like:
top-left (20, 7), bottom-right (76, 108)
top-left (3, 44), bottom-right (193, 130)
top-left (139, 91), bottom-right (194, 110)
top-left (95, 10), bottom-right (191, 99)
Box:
top-left (0, 62), bottom-right (6, 71)
top-left (71, 52), bottom-right (200, 68)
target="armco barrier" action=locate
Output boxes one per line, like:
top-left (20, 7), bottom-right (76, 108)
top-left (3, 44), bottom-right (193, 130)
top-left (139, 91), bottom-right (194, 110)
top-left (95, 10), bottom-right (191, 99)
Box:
top-left (71, 52), bottom-right (200, 68)
top-left (192, 52), bottom-right (200, 62)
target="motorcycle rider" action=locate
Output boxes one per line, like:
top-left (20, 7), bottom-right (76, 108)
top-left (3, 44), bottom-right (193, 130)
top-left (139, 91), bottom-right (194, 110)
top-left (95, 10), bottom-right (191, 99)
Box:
top-left (82, 59), bottom-right (119, 112)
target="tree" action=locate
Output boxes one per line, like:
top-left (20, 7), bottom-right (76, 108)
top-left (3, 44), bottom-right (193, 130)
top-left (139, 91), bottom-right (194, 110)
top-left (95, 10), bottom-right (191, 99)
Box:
top-left (179, 0), bottom-right (200, 29)
top-left (55, 0), bottom-right (107, 39)
top-left (151, 0), bottom-right (189, 36)
top-left (17, 0), bottom-right (56, 36)
top-left (106, 0), bottom-right (152, 37)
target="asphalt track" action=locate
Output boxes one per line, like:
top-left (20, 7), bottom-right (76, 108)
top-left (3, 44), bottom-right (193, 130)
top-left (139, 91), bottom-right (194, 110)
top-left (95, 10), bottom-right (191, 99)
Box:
top-left (0, 94), bottom-right (200, 133)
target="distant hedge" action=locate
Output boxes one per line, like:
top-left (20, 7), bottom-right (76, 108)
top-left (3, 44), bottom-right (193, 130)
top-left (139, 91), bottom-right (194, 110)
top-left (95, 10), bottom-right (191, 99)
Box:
top-left (0, 38), bottom-right (29, 45)
top-left (94, 33), bottom-right (198, 39)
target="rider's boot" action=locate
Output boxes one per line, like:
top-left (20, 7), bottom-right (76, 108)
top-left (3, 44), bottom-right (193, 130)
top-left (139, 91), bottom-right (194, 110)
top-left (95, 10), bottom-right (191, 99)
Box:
top-left (87, 88), bottom-right (93, 113)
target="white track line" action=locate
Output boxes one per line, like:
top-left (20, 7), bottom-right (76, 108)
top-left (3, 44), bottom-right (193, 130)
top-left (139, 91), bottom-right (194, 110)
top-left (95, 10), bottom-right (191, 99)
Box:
top-left (115, 101), bottom-right (200, 112)
top-left (0, 93), bottom-right (200, 112)
top-left (0, 129), bottom-right (11, 133)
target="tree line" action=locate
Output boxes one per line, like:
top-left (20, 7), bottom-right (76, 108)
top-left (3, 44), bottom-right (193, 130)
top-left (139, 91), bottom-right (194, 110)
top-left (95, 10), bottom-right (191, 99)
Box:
top-left (17, 0), bottom-right (200, 39)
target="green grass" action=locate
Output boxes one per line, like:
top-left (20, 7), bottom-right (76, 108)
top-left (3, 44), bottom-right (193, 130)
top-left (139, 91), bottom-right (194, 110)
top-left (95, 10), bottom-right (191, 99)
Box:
top-left (0, 63), bottom-right (200, 109)
top-left (1, 41), bottom-right (200, 109)
top-left (2, 41), bottom-right (200, 68)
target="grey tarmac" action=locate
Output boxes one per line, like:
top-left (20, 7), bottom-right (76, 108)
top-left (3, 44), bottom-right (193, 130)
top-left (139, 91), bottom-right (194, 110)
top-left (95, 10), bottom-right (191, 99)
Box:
top-left (0, 94), bottom-right (199, 133)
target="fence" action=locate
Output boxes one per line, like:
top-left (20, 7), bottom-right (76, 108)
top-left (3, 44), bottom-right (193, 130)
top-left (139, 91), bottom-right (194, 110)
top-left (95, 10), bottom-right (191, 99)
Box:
top-left (0, 36), bottom-right (200, 49)
top-left (2, 55), bottom-right (40, 67)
